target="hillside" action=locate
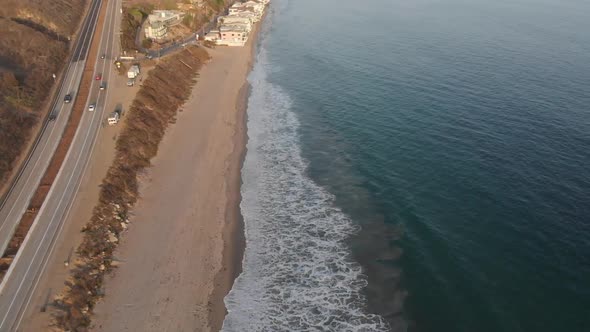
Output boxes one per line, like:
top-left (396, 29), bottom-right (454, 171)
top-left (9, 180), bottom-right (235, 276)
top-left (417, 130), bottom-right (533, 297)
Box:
top-left (0, 0), bottom-right (86, 189)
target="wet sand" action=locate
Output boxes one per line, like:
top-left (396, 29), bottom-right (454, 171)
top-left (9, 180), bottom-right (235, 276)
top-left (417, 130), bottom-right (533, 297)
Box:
top-left (90, 36), bottom-right (257, 331)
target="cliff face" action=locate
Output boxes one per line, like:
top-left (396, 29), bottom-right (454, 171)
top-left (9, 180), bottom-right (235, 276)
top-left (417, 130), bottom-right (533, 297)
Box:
top-left (0, 0), bottom-right (86, 187)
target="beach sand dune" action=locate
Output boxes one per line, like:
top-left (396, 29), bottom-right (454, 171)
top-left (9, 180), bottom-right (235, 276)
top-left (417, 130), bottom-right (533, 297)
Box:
top-left (90, 42), bottom-right (253, 332)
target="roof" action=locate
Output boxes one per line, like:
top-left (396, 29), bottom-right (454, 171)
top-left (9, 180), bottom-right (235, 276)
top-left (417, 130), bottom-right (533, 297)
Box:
top-left (219, 24), bottom-right (249, 32)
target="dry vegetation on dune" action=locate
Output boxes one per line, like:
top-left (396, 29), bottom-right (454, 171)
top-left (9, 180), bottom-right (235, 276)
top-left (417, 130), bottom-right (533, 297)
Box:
top-left (0, 0), bottom-right (85, 189)
top-left (53, 46), bottom-right (210, 331)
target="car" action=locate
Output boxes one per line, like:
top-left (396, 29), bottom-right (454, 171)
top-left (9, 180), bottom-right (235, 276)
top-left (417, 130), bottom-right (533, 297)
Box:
top-left (88, 103), bottom-right (96, 112)
top-left (100, 82), bottom-right (106, 90)
top-left (95, 73), bottom-right (102, 80)
top-left (100, 53), bottom-right (105, 59)
top-left (64, 94), bottom-right (72, 103)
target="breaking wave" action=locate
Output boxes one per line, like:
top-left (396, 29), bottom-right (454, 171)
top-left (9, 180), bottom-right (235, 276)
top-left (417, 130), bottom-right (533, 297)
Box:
top-left (222, 14), bottom-right (389, 332)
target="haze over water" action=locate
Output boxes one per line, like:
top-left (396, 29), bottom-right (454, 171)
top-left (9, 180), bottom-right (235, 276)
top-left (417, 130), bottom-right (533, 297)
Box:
top-left (225, 0), bottom-right (590, 331)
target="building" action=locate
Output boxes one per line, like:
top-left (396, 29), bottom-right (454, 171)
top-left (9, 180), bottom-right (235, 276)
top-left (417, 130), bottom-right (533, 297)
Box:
top-left (148, 10), bottom-right (183, 26)
top-left (229, 1), bottom-right (264, 16)
top-left (218, 25), bottom-right (249, 46)
top-left (204, 30), bottom-right (220, 42)
top-left (145, 21), bottom-right (167, 40)
top-left (241, 1), bottom-right (265, 14)
top-left (215, 0), bottom-right (269, 46)
top-left (229, 9), bottom-right (259, 23)
top-left (218, 16), bottom-right (252, 32)
top-left (144, 10), bottom-right (184, 40)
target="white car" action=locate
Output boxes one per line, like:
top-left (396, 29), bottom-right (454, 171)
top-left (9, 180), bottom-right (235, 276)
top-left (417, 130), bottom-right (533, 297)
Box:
top-left (88, 103), bottom-right (96, 112)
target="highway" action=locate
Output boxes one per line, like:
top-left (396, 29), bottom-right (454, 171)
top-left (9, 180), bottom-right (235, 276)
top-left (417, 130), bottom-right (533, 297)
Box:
top-left (0, 0), bottom-right (122, 329)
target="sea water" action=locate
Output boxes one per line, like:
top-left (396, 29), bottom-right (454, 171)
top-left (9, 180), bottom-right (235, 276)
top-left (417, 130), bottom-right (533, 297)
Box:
top-left (224, 0), bottom-right (590, 331)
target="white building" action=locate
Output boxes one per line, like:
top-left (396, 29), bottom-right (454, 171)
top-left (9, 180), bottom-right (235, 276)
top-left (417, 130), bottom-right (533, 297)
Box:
top-left (230, 1), bottom-right (264, 14)
top-left (144, 10), bottom-right (184, 40)
top-left (215, 0), bottom-right (268, 46)
top-left (145, 21), bottom-right (167, 40)
top-left (148, 10), bottom-right (183, 26)
top-left (218, 16), bottom-right (253, 32)
top-left (218, 25), bottom-right (249, 46)
top-left (229, 9), bottom-right (260, 22)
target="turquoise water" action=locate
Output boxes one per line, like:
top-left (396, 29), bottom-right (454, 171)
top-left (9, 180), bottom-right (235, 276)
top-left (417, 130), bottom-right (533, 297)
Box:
top-left (224, 0), bottom-right (590, 331)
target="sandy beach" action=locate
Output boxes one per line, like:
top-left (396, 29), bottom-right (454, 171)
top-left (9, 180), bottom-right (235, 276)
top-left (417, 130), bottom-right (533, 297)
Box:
top-left (89, 36), bottom-right (256, 331)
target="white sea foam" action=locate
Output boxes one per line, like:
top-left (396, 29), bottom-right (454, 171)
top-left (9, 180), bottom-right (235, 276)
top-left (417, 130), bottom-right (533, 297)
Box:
top-left (222, 13), bottom-right (389, 332)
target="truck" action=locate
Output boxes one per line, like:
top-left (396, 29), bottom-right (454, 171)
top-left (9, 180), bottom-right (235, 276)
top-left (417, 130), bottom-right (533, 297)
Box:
top-left (107, 108), bottom-right (121, 125)
top-left (127, 64), bottom-right (140, 79)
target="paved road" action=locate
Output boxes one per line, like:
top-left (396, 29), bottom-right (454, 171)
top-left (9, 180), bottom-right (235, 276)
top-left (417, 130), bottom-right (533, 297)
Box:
top-left (0, 0), bottom-right (122, 329)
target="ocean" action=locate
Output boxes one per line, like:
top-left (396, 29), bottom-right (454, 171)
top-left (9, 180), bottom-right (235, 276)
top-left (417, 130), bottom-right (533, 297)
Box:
top-left (223, 0), bottom-right (590, 331)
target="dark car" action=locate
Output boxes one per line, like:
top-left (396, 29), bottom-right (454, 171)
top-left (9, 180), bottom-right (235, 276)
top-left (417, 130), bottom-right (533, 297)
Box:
top-left (64, 94), bottom-right (72, 103)
top-left (101, 53), bottom-right (105, 59)
top-left (100, 82), bottom-right (106, 90)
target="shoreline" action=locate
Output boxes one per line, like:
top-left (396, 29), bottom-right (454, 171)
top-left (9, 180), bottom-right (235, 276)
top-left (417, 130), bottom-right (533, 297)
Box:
top-left (208, 81), bottom-right (248, 331)
top-left (208, 15), bottom-right (263, 330)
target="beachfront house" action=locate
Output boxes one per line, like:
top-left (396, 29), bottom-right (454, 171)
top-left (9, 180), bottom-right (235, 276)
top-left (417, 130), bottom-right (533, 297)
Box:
top-left (229, 9), bottom-right (260, 23)
top-left (230, 1), bottom-right (264, 14)
top-left (218, 25), bottom-right (249, 46)
top-left (229, 5), bottom-right (262, 21)
top-left (218, 16), bottom-right (253, 32)
top-left (242, 1), bottom-right (266, 14)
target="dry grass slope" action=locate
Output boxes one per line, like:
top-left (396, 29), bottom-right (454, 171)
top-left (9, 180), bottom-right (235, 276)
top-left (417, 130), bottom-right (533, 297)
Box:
top-left (53, 46), bottom-right (210, 332)
top-left (0, 0), bottom-right (86, 189)
top-left (0, 0), bottom-right (85, 36)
